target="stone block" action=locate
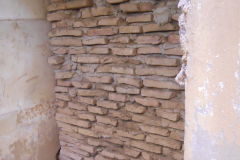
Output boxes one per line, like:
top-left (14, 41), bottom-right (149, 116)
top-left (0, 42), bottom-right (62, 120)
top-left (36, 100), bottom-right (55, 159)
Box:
top-left (57, 121), bottom-right (78, 132)
top-left (170, 130), bottom-right (184, 141)
top-left (69, 48), bottom-right (87, 54)
top-left (172, 13), bottom-right (181, 21)
top-left (120, 3), bottom-right (153, 13)
top-left (156, 109), bottom-right (180, 121)
top-left (169, 121), bottom-right (184, 130)
top-left (101, 150), bottom-right (126, 159)
top-left (124, 147), bottom-right (141, 158)
top-left (82, 9), bottom-right (93, 19)
top-left (47, 3), bottom-right (67, 11)
top-left (57, 108), bottom-right (74, 116)
top-left (109, 110), bottom-right (132, 120)
top-left (173, 151), bottom-right (184, 160)
top-left (57, 80), bottom-right (72, 86)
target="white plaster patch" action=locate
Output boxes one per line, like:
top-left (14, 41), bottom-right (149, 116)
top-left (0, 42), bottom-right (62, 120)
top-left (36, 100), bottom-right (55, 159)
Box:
top-left (218, 82), bottom-right (224, 92)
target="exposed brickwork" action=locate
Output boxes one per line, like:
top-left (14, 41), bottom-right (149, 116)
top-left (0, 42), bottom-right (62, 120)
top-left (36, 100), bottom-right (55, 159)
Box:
top-left (47, 0), bottom-right (184, 159)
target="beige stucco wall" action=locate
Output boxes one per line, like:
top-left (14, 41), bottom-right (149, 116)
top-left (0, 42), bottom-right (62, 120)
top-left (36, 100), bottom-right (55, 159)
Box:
top-left (184, 0), bottom-right (240, 159)
top-left (0, 0), bottom-right (60, 159)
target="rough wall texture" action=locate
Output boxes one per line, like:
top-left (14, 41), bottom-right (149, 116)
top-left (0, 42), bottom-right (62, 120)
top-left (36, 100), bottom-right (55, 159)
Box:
top-left (183, 0), bottom-right (240, 160)
top-left (0, 0), bottom-right (60, 159)
top-left (47, 0), bottom-right (185, 159)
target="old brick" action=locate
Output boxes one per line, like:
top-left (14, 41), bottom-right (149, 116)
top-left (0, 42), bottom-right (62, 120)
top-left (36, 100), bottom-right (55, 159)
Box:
top-left (93, 124), bottom-right (116, 135)
top-left (77, 66), bottom-right (95, 73)
top-left (143, 80), bottom-right (184, 90)
top-left (130, 140), bottom-right (161, 154)
top-left (78, 97), bottom-right (96, 105)
top-left (100, 56), bottom-right (121, 64)
top-left (50, 38), bottom-right (82, 46)
top-left (57, 80), bottom-right (72, 87)
top-left (139, 124), bottom-right (169, 136)
top-left (97, 100), bottom-right (120, 109)
top-left (112, 48), bottom-right (136, 56)
top-left (134, 96), bottom-right (159, 107)
top-left (139, 3), bottom-right (154, 12)
top-left (96, 84), bottom-right (116, 92)
top-left (145, 57), bottom-right (179, 66)
top-left (137, 47), bottom-right (162, 54)
top-left (118, 78), bottom-right (142, 88)
top-left (91, 6), bottom-right (112, 16)
top-left (173, 151), bottom-right (184, 160)
top-left (47, 3), bottom-right (67, 11)
top-left (52, 48), bottom-right (68, 55)
top-left (48, 56), bottom-right (65, 64)
top-left (56, 93), bottom-right (71, 101)
top-left (132, 114), bottom-right (162, 127)
top-left (73, 20), bottom-right (98, 28)
top-left (87, 28), bottom-right (116, 36)
top-left (98, 17), bottom-right (122, 26)
top-left (68, 102), bottom-right (88, 111)
top-left (61, 148), bottom-right (84, 160)
top-left (126, 14), bottom-right (152, 23)
top-left (161, 100), bottom-right (184, 110)
top-left (57, 121), bottom-right (78, 132)
top-left (55, 99), bottom-right (68, 107)
top-left (72, 81), bottom-right (92, 89)
top-left (101, 150), bottom-right (126, 159)
top-left (116, 86), bottom-right (140, 95)
top-left (170, 130), bottom-right (184, 141)
top-left (48, 29), bottom-right (83, 37)
top-left (162, 147), bottom-right (172, 156)
top-left (95, 154), bottom-right (110, 160)
top-left (168, 34), bottom-right (180, 44)
top-left (141, 88), bottom-right (177, 99)
top-left (69, 87), bottom-right (77, 97)
top-left (62, 146), bottom-right (90, 157)
top-left (135, 68), bottom-right (179, 77)
top-left (86, 76), bottom-right (113, 84)
top-left (52, 19), bottom-right (73, 28)
top-left (97, 66), bottom-right (135, 75)
top-left (77, 57), bottom-right (100, 64)
top-left (107, 0), bottom-right (129, 4)
top-left (119, 26), bottom-right (142, 34)
top-left (88, 106), bottom-right (108, 115)
top-left (125, 103), bottom-right (146, 113)
top-left (78, 113), bottom-right (96, 121)
top-left (55, 86), bottom-right (68, 93)
top-left (146, 134), bottom-right (182, 149)
top-left (57, 107), bottom-right (73, 116)
top-left (56, 114), bottom-right (91, 128)
top-left (172, 13), bottom-right (181, 21)
top-left (109, 110), bottom-right (132, 120)
top-left (109, 93), bottom-right (128, 102)
top-left (66, 0), bottom-right (93, 9)
top-left (69, 48), bottom-right (87, 54)
top-left (96, 116), bottom-right (117, 126)
top-left (90, 48), bottom-right (110, 54)
top-left (47, 12), bottom-right (69, 21)
top-left (82, 38), bottom-right (108, 45)
top-left (142, 151), bottom-right (154, 160)
top-left (124, 147), bottom-right (141, 158)
top-left (135, 36), bottom-right (165, 44)
top-left (165, 47), bottom-right (184, 56)
top-left (156, 109), bottom-right (180, 121)
top-left (110, 36), bottom-right (130, 44)
top-left (81, 9), bottom-right (92, 18)
top-left (55, 71), bottom-right (74, 79)
top-left (78, 128), bottom-right (100, 138)
top-left (78, 89), bottom-right (108, 97)
top-left (117, 130), bottom-right (145, 140)
top-left (169, 121), bottom-right (184, 130)
top-left (120, 3), bottom-right (153, 13)
top-left (143, 23), bottom-right (179, 33)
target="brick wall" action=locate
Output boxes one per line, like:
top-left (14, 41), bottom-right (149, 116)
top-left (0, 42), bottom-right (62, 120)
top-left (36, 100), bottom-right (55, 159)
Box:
top-left (47, 0), bottom-right (184, 159)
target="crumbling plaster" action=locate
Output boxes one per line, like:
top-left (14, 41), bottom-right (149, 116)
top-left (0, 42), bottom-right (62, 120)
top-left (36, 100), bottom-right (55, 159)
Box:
top-left (182, 0), bottom-right (240, 159)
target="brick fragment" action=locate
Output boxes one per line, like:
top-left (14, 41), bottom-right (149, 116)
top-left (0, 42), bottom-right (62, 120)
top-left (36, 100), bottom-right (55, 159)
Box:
top-left (168, 34), bottom-right (180, 44)
top-left (109, 93), bottom-right (128, 102)
top-left (57, 80), bottom-right (72, 87)
top-left (52, 19), bottom-right (73, 28)
top-left (73, 20), bottom-right (98, 28)
top-left (78, 97), bottom-right (96, 105)
top-left (110, 36), bottom-right (130, 43)
top-left (77, 56), bottom-right (100, 63)
top-left (137, 47), bottom-right (162, 54)
top-left (50, 38), bottom-right (82, 46)
top-left (47, 3), bottom-right (67, 11)
top-left (143, 79), bottom-right (184, 90)
top-left (145, 57), bottom-right (179, 66)
top-left (78, 128), bottom-right (100, 138)
top-left (97, 100), bottom-right (120, 109)
top-left (91, 7), bottom-right (112, 16)
top-left (165, 47), bottom-right (184, 56)
top-left (126, 14), bottom-right (152, 23)
top-left (124, 147), bottom-right (141, 158)
top-left (56, 93), bottom-right (71, 101)
top-left (125, 103), bottom-right (147, 113)
top-left (101, 150), bottom-right (126, 159)
top-left (141, 88), bottom-right (177, 99)
top-left (72, 81), bottom-right (92, 89)
top-left (69, 48), bottom-right (87, 54)
top-left (52, 48), bottom-right (68, 55)
top-left (96, 116), bottom-right (117, 126)
top-left (172, 13), bottom-right (181, 21)
top-left (78, 89), bottom-right (108, 97)
top-left (170, 130), bottom-right (184, 141)
top-left (55, 99), bottom-right (68, 107)
top-left (117, 130), bottom-right (145, 140)
top-left (161, 100), bottom-right (184, 110)
top-left (68, 102), bottom-right (88, 111)
top-left (86, 76), bottom-right (113, 84)
top-left (66, 0), bottom-right (93, 9)
top-left (169, 121), bottom-right (184, 130)
top-left (98, 17), bottom-right (122, 26)
top-left (146, 134), bottom-right (182, 149)
top-left (48, 56), bottom-right (65, 64)
top-left (56, 113), bottom-right (91, 128)
top-left (116, 86), bottom-right (140, 95)
top-left (132, 114), bottom-right (162, 127)
top-left (93, 124), bottom-right (116, 135)
top-left (77, 66), bottom-right (95, 73)
top-left (107, 0), bottom-right (129, 4)
top-left (119, 26), bottom-right (142, 34)
top-left (90, 48), bottom-right (110, 54)
top-left (143, 23), bottom-right (179, 32)
top-left (112, 48), bottom-right (136, 56)
top-left (120, 3), bottom-right (153, 13)
top-left (142, 152), bottom-right (154, 160)
top-left (97, 66), bottom-right (135, 75)
top-left (134, 96), bottom-right (159, 107)
top-left (96, 84), bottom-right (116, 91)
top-left (55, 71), bottom-right (74, 79)
top-left (57, 121), bottom-right (78, 132)
top-left (135, 68), bottom-right (179, 77)
top-left (57, 107), bottom-right (73, 116)
top-left (48, 29), bottom-right (83, 37)
top-left (109, 110), bottom-right (132, 120)
top-left (135, 35), bottom-right (165, 44)
top-left (156, 109), bottom-right (180, 121)
top-left (54, 86), bottom-right (68, 93)
top-left (100, 56), bottom-right (120, 64)
top-left (62, 146), bottom-right (90, 157)
top-left (61, 148), bottom-right (84, 160)
top-left (130, 140), bottom-right (161, 154)
top-left (139, 124), bottom-right (169, 136)
top-left (162, 147), bottom-right (172, 156)
top-left (82, 38), bottom-right (108, 45)
top-left (87, 28), bottom-right (116, 36)
top-left (78, 113), bottom-right (96, 121)
top-left (69, 87), bottom-right (78, 97)
top-left (88, 106), bottom-right (108, 115)
top-left (47, 12), bottom-right (69, 21)
top-left (173, 151), bottom-right (184, 160)
top-left (95, 154), bottom-right (111, 160)
top-left (118, 77), bottom-right (142, 87)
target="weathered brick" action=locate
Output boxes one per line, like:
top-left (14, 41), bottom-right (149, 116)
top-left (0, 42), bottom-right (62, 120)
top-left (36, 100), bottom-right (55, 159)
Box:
top-left (116, 86), bottom-right (140, 95)
top-left (78, 128), bottom-right (100, 138)
top-left (73, 20), bottom-right (98, 28)
top-left (96, 116), bottom-right (117, 126)
top-left (81, 9), bottom-right (92, 18)
top-left (110, 36), bottom-right (130, 43)
top-left (112, 48), bottom-right (136, 56)
top-left (54, 86), bottom-right (68, 93)
top-left (161, 100), bottom-right (184, 110)
top-left (120, 3), bottom-right (153, 13)
top-left (143, 23), bottom-right (179, 33)
top-left (156, 109), bottom-right (180, 121)
top-left (100, 56), bottom-right (120, 64)
top-left (132, 114), bottom-right (162, 127)
top-left (125, 103), bottom-right (147, 113)
top-left (117, 130), bottom-right (145, 140)
top-left (78, 89), bottom-right (108, 97)
top-left (141, 88), bottom-right (177, 99)
top-left (57, 121), bottom-right (78, 132)
top-left (47, 12), bottom-right (69, 21)
top-left (93, 124), bottom-right (116, 135)
top-left (168, 34), bottom-right (180, 44)
top-left (135, 68), bottom-right (179, 77)
top-left (52, 48), bottom-right (68, 55)
top-left (66, 0), bottom-right (93, 9)
top-left (72, 81), bottom-right (92, 89)
top-left (62, 146), bottom-right (90, 157)
top-left (87, 28), bottom-right (116, 36)
top-left (173, 151), bottom-right (184, 160)
top-left (55, 99), bottom-right (68, 107)
top-left (126, 14), bottom-right (152, 23)
top-left (77, 66), bottom-right (95, 73)
top-left (169, 121), bottom-right (184, 130)
top-left (170, 130), bottom-right (184, 141)
top-left (139, 124), bottom-right (169, 136)
top-left (67, 88), bottom-right (77, 97)
top-left (86, 76), bottom-right (113, 84)
top-left (56, 93), bottom-right (71, 101)
top-left (165, 47), bottom-right (184, 56)
top-left (77, 56), bottom-right (100, 63)
top-left (118, 77), bottom-right (142, 88)
top-left (146, 134), bottom-right (182, 149)
top-left (69, 48), bottom-right (87, 54)
top-left (82, 38), bottom-right (108, 45)
top-left (135, 36), bottom-right (165, 44)
top-left (172, 13), bottom-right (181, 21)
top-left (50, 38), bottom-right (82, 46)
top-left (91, 6), bottom-right (112, 16)
top-left (90, 48), bottom-right (110, 54)
top-left (56, 113), bottom-right (91, 128)
top-left (134, 96), bottom-right (159, 107)
top-left (97, 66), bottom-right (135, 75)
top-left (143, 79), bottom-right (184, 90)
top-left (61, 148), bottom-right (84, 160)
top-left (145, 57), bottom-right (179, 66)
top-left (57, 80), bottom-right (72, 87)
top-left (88, 106), bottom-right (108, 115)
top-left (101, 150), bottom-right (126, 159)
top-left (98, 17), bottom-right (122, 26)
top-left (96, 84), bottom-right (116, 91)
top-left (109, 93), bottom-right (128, 102)
top-left (68, 102), bottom-right (88, 111)
top-left (78, 113), bottom-right (96, 121)
top-left (48, 29), bottom-right (83, 37)
top-left (107, 0), bottom-right (129, 4)
top-left (130, 140), bottom-right (161, 154)
top-left (52, 19), bottom-right (73, 28)
top-left (97, 100), bottom-right (120, 109)
top-left (55, 71), bottom-right (74, 79)
top-left (124, 147), bottom-right (141, 158)
top-left (78, 97), bottom-right (96, 105)
top-left (137, 47), bottom-right (162, 54)
top-left (47, 3), bottom-right (67, 12)
top-left (109, 110), bottom-right (132, 120)
top-left (162, 147), bottom-right (172, 156)
top-left (141, 151), bottom-right (154, 160)
top-left (119, 26), bottom-right (142, 34)
top-left (95, 154), bottom-right (110, 160)
top-left (48, 56), bottom-right (65, 64)
top-left (57, 107), bottom-right (73, 116)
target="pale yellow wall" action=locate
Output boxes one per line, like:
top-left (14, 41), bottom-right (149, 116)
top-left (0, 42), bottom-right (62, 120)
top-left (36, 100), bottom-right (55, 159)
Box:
top-left (0, 0), bottom-right (60, 159)
top-left (184, 0), bottom-right (240, 159)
